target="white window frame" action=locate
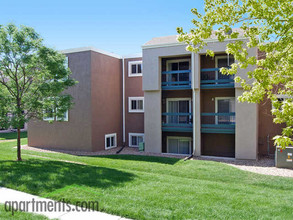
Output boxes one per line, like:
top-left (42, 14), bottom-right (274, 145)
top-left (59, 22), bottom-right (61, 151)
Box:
top-left (272, 94), bottom-right (292, 109)
top-left (166, 136), bottom-right (192, 155)
top-left (128, 61), bottom-right (142, 77)
top-left (128, 97), bottom-right (144, 113)
top-left (129, 133), bottom-right (144, 147)
top-left (57, 110), bottom-right (69, 122)
top-left (215, 97), bottom-right (235, 124)
top-left (166, 59), bottom-right (191, 71)
top-left (215, 55), bottom-right (234, 81)
top-left (166, 98), bottom-right (192, 124)
top-left (105, 133), bottom-right (117, 150)
top-left (65, 56), bottom-right (69, 69)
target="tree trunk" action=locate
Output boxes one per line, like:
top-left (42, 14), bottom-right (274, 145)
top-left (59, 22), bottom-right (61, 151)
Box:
top-left (17, 127), bottom-right (22, 161)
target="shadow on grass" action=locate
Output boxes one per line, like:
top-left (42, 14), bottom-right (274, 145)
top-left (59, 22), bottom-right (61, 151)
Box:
top-left (89, 154), bottom-right (182, 165)
top-left (0, 159), bottom-right (135, 195)
top-left (0, 131), bottom-right (27, 140)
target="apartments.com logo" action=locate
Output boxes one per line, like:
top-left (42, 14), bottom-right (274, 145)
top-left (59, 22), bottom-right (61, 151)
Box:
top-left (4, 198), bottom-right (99, 215)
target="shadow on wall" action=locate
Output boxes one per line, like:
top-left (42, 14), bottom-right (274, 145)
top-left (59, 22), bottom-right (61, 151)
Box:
top-left (0, 159), bottom-right (136, 195)
top-left (89, 154), bottom-right (182, 165)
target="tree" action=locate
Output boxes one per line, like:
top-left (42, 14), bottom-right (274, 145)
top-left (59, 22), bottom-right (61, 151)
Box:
top-left (177, 0), bottom-right (293, 148)
top-left (0, 24), bottom-right (77, 161)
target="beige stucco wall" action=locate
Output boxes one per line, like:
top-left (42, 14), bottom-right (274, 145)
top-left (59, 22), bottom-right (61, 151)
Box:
top-left (28, 51), bottom-right (93, 151)
top-left (144, 91), bottom-right (162, 153)
top-left (235, 88), bottom-right (258, 159)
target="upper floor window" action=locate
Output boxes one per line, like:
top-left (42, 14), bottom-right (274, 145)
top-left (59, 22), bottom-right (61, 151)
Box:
top-left (129, 97), bottom-right (144, 113)
top-left (128, 61), bottom-right (142, 77)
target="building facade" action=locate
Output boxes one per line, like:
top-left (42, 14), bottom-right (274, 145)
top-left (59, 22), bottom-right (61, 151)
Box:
top-left (28, 48), bottom-right (144, 151)
top-left (28, 37), bottom-right (282, 159)
top-left (142, 35), bottom-right (282, 160)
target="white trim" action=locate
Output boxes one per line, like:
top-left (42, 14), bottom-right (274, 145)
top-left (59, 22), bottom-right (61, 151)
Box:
top-left (128, 97), bottom-right (144, 113)
top-left (128, 61), bottom-right (143, 77)
top-left (166, 59), bottom-right (191, 71)
top-left (141, 37), bottom-right (248, 49)
top-left (123, 53), bottom-right (142, 59)
top-left (122, 58), bottom-right (126, 143)
top-left (167, 136), bottom-right (192, 155)
top-left (129, 133), bottom-right (144, 147)
top-left (215, 55), bottom-right (229, 69)
top-left (105, 133), bottom-right (117, 150)
top-left (57, 110), bottom-right (69, 122)
top-left (61, 47), bottom-right (122, 59)
top-left (215, 97), bottom-right (235, 124)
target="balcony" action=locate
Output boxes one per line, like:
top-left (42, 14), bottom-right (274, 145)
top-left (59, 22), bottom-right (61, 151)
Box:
top-left (162, 70), bottom-right (191, 90)
top-left (201, 68), bottom-right (234, 89)
top-left (201, 113), bottom-right (235, 134)
top-left (162, 112), bottom-right (192, 132)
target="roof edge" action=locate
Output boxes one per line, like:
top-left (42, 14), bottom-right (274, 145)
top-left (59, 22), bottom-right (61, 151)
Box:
top-left (61, 47), bottom-right (122, 59)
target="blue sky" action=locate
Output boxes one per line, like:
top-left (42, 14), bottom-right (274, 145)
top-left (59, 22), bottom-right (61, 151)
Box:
top-left (0, 0), bottom-right (205, 55)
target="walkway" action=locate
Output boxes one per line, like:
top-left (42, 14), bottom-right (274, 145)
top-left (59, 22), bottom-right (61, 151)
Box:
top-left (0, 187), bottom-right (129, 220)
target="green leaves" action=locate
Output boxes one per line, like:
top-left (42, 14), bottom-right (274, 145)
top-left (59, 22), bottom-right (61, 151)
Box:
top-left (0, 23), bottom-right (77, 128)
top-left (177, 0), bottom-right (293, 149)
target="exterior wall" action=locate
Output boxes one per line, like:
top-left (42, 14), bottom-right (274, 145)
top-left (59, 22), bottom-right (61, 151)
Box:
top-left (258, 98), bottom-right (283, 156)
top-left (124, 58), bottom-right (144, 147)
top-left (235, 88), bottom-right (258, 159)
top-left (91, 51), bottom-right (123, 151)
top-left (28, 51), bottom-right (93, 151)
top-left (201, 133), bottom-right (235, 157)
top-left (144, 91), bottom-right (161, 153)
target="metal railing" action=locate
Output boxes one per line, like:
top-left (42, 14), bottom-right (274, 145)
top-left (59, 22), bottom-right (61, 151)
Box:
top-left (162, 70), bottom-right (191, 90)
top-left (201, 112), bottom-right (235, 133)
top-left (162, 112), bottom-right (193, 132)
top-left (201, 68), bottom-right (234, 88)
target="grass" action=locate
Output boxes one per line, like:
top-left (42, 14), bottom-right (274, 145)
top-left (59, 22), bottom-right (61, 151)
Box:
top-left (0, 136), bottom-right (293, 219)
top-left (0, 131), bottom-right (27, 140)
top-left (0, 204), bottom-right (51, 220)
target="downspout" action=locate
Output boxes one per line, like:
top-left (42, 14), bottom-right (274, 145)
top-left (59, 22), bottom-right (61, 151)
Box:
top-left (122, 57), bottom-right (126, 144)
top-left (117, 57), bottom-right (126, 154)
top-left (192, 52), bottom-right (196, 158)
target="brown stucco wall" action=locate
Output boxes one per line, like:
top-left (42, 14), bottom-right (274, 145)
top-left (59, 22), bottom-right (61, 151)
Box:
top-left (91, 51), bottom-right (123, 151)
top-left (201, 89), bottom-right (235, 113)
top-left (201, 133), bottom-right (235, 157)
top-left (258, 98), bottom-right (283, 156)
top-left (124, 58), bottom-right (144, 146)
top-left (28, 51), bottom-right (93, 151)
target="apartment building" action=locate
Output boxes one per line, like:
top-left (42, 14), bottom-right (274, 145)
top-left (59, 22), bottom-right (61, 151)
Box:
top-left (28, 36), bottom-right (282, 159)
top-left (28, 47), bottom-right (144, 151)
top-left (142, 35), bottom-right (282, 160)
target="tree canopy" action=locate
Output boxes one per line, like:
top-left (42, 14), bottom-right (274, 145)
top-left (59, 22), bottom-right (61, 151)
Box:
top-left (0, 24), bottom-right (77, 160)
top-left (177, 0), bottom-right (293, 148)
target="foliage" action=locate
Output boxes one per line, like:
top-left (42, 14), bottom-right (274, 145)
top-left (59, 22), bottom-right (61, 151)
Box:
top-left (0, 24), bottom-right (77, 160)
top-left (177, 0), bottom-right (293, 148)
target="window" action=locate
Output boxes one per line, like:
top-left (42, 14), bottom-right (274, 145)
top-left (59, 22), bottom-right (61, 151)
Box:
top-left (166, 59), bottom-right (190, 83)
top-left (128, 61), bottom-right (142, 77)
top-left (129, 133), bottom-right (144, 147)
top-left (65, 57), bottom-right (69, 69)
top-left (215, 56), bottom-right (235, 82)
top-left (43, 109), bottom-right (69, 122)
top-left (166, 98), bottom-right (192, 124)
top-left (215, 97), bottom-right (235, 124)
top-left (105, 133), bottom-right (117, 149)
top-left (167, 137), bottom-right (192, 155)
top-left (272, 94), bottom-right (292, 110)
top-left (129, 97), bottom-right (144, 113)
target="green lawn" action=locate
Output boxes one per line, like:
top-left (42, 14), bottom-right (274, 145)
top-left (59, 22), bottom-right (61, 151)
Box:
top-left (0, 204), bottom-right (50, 220)
top-left (0, 137), bottom-right (292, 219)
top-left (0, 131), bottom-right (27, 140)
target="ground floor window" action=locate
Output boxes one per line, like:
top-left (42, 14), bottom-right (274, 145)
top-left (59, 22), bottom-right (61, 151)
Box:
top-left (167, 137), bottom-right (192, 155)
top-left (105, 133), bottom-right (117, 149)
top-left (129, 133), bottom-right (144, 147)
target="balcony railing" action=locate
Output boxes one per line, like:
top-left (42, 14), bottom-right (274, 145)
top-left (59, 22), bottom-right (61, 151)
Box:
top-left (162, 112), bottom-right (192, 132)
top-left (201, 112), bottom-right (235, 134)
top-left (201, 68), bottom-right (234, 89)
top-left (162, 70), bottom-right (191, 90)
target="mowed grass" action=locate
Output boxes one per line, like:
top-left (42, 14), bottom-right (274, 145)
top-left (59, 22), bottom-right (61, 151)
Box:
top-left (0, 204), bottom-right (51, 220)
top-left (0, 131), bottom-right (27, 140)
top-left (0, 136), bottom-right (292, 219)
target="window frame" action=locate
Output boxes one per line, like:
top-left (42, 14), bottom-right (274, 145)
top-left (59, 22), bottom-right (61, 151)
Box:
top-left (128, 61), bottom-right (142, 77)
top-left (129, 133), bottom-right (144, 147)
top-left (215, 97), bottom-right (235, 125)
top-left (105, 133), bottom-right (117, 150)
top-left (166, 136), bottom-right (192, 155)
top-left (128, 97), bottom-right (144, 113)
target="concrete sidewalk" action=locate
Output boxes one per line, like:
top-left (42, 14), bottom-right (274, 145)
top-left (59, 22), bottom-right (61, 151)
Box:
top-left (0, 187), bottom-right (129, 220)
